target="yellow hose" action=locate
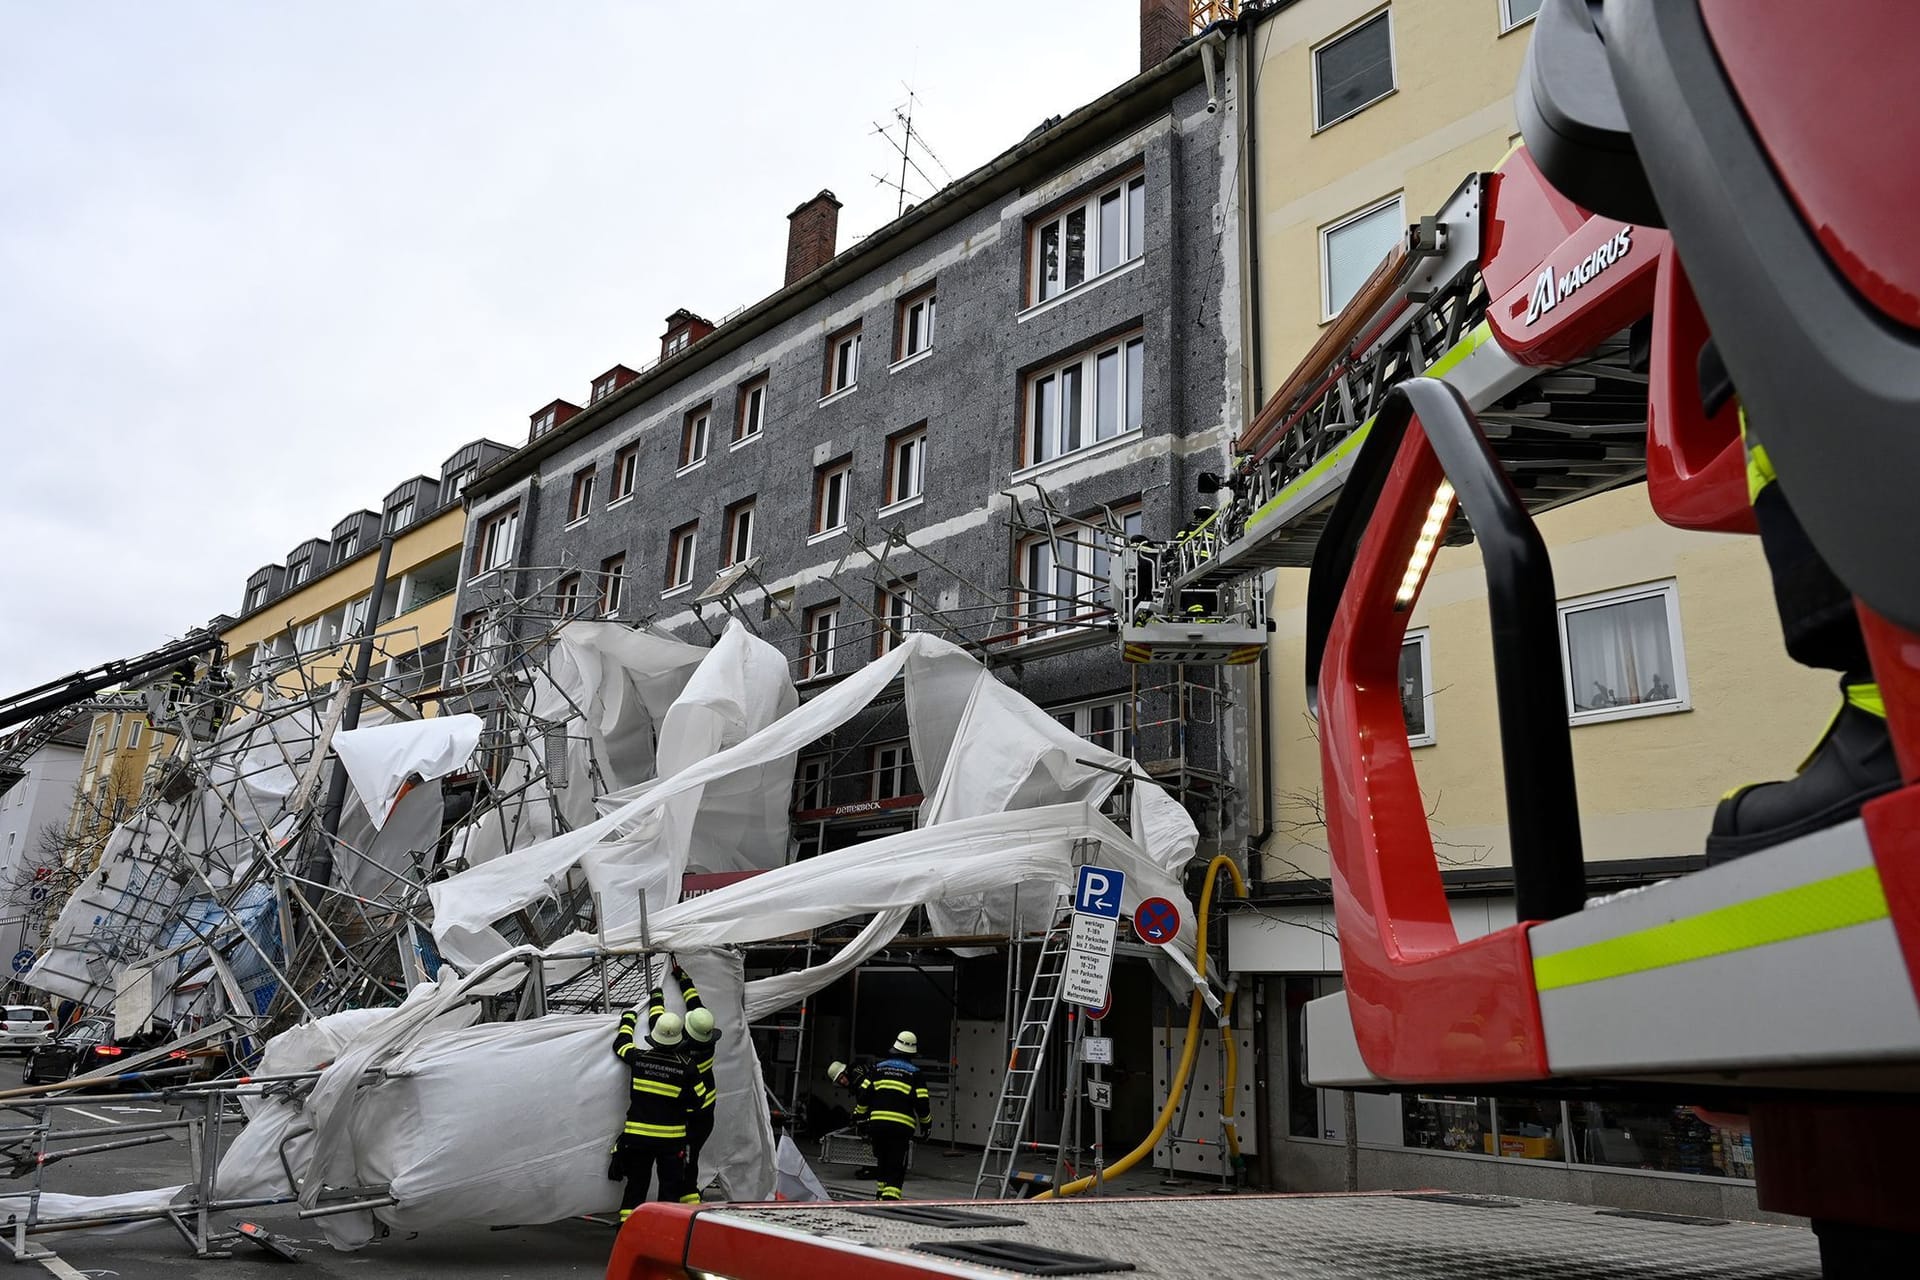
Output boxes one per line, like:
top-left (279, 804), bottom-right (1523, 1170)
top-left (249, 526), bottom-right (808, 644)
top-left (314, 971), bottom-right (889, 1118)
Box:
top-left (1039, 854), bottom-right (1247, 1198)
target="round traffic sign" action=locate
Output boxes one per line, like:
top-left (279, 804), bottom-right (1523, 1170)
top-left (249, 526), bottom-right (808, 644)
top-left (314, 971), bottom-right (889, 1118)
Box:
top-left (10, 949), bottom-right (34, 975)
top-left (1089, 989), bottom-right (1113, 1021)
top-left (1133, 897), bottom-right (1180, 945)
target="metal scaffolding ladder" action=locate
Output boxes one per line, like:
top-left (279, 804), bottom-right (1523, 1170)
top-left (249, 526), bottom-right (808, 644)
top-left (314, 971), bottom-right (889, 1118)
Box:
top-left (971, 899), bottom-right (1071, 1200)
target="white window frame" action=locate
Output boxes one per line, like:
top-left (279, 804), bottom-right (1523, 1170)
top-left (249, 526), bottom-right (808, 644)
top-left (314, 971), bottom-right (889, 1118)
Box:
top-left (878, 582), bottom-right (915, 653)
top-left (334, 529), bottom-right (360, 564)
top-left (1400, 628), bottom-right (1436, 748)
top-left (803, 603), bottom-right (839, 680)
top-left (1500, 0), bottom-right (1542, 33)
top-left (1319, 193), bottom-right (1404, 321)
top-left (1018, 509), bottom-right (1141, 638)
top-left (287, 557), bottom-right (312, 588)
top-left (795, 754), bottom-right (831, 811)
top-left (600, 556), bottom-right (625, 617)
top-left (682, 409), bottom-right (712, 469)
top-left (888, 427), bottom-right (926, 507)
top-left (593, 374), bottom-right (618, 402)
top-left (1311, 9), bottom-right (1397, 132)
top-left (610, 444), bottom-right (639, 503)
top-left (725, 500), bottom-right (755, 566)
top-left (568, 467), bottom-right (595, 525)
top-left (1026, 335), bottom-right (1146, 466)
top-left (246, 584), bottom-right (267, 612)
top-left (667, 524), bottom-right (699, 590)
top-left (1052, 697), bottom-right (1129, 756)
top-left (814, 459), bottom-right (851, 537)
top-left (826, 328), bottom-right (862, 396)
top-left (900, 289), bottom-right (936, 360)
top-left (1029, 172), bottom-right (1147, 306)
top-left (126, 719), bottom-right (143, 750)
top-left (476, 505), bottom-right (519, 575)
top-left (870, 740), bottom-right (918, 802)
top-left (555, 574), bottom-right (583, 617)
top-left (448, 468), bottom-right (473, 501)
top-left (735, 379), bottom-right (766, 444)
top-left (1557, 581), bottom-right (1691, 726)
top-left (388, 496), bottom-right (416, 532)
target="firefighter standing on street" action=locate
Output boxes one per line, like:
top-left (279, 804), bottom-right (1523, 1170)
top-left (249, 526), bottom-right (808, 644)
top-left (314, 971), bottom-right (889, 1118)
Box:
top-left (649, 960), bottom-right (720, 1194)
top-left (852, 1030), bottom-right (931, 1201)
top-left (608, 1004), bottom-right (700, 1220)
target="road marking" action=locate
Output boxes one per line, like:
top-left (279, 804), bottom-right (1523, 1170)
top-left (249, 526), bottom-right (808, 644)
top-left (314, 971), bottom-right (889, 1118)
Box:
top-left (34, 1251), bottom-right (87, 1279)
top-left (61, 1107), bottom-right (118, 1126)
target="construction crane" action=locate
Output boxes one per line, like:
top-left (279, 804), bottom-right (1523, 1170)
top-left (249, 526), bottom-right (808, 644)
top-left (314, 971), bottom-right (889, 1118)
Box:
top-left (610, 3), bottom-right (1917, 1276)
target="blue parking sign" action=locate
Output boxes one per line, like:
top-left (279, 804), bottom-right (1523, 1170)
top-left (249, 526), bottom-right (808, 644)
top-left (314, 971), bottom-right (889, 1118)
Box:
top-left (1074, 865), bottom-right (1125, 920)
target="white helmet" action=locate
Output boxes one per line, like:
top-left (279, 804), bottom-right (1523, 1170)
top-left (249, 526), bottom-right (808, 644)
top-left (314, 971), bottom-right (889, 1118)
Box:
top-left (650, 1011), bottom-right (685, 1048)
top-left (826, 1060), bottom-right (849, 1083)
top-left (892, 1030), bottom-right (918, 1056)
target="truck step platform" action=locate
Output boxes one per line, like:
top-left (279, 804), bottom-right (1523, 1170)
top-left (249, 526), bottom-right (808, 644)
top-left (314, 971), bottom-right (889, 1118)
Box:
top-left (610, 1193), bottom-right (1817, 1279)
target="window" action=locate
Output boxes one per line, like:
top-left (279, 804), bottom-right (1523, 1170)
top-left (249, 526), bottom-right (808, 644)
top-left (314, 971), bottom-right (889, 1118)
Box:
top-left (388, 496), bottom-right (416, 532)
top-left (824, 325), bottom-right (862, 396)
top-left (886, 426), bottom-right (927, 507)
top-left (531, 407), bottom-right (556, 438)
top-left (555, 573), bottom-right (583, 617)
top-left (802, 602), bottom-right (839, 679)
top-left (1314, 11), bottom-right (1395, 130)
top-left (1559, 582), bottom-right (1689, 724)
top-left (287, 557), bottom-right (312, 588)
top-left (473, 503), bottom-right (520, 575)
top-left (1030, 172), bottom-right (1146, 306)
top-left (1501, 0), bottom-right (1543, 31)
top-left (592, 373), bottom-right (619, 402)
top-left (246, 583), bottom-right (267, 612)
top-left (724, 498), bottom-right (756, 566)
top-left (795, 755), bottom-right (831, 811)
top-left (876, 580), bottom-right (915, 654)
top-left (568, 466), bottom-right (596, 524)
top-left (814, 458), bottom-right (851, 535)
top-left (1400, 629), bottom-right (1436, 747)
top-left (399, 553), bottom-right (458, 612)
top-left (295, 618), bottom-right (323, 651)
top-left (610, 444), bottom-right (639, 502)
top-left (667, 521), bottom-right (699, 590)
top-left (870, 741), bottom-right (919, 801)
top-left (459, 611), bottom-right (487, 677)
top-left (681, 406), bottom-right (711, 468)
top-left (1053, 698), bottom-right (1127, 756)
top-left (1025, 335), bottom-right (1145, 465)
top-left (665, 330), bottom-right (690, 358)
top-left (448, 468), bottom-right (474, 501)
top-left (897, 288), bottom-right (936, 360)
top-left (735, 377), bottom-right (766, 443)
top-left (126, 719), bottom-right (143, 750)
top-left (599, 554), bottom-right (625, 617)
top-left (344, 594), bottom-right (371, 635)
top-left (334, 529), bottom-right (361, 564)
top-left (1020, 508), bottom-right (1142, 636)
top-left (1321, 195), bottom-right (1404, 319)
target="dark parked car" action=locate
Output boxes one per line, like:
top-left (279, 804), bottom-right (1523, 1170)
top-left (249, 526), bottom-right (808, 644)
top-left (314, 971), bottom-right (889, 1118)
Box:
top-left (22, 1017), bottom-right (145, 1086)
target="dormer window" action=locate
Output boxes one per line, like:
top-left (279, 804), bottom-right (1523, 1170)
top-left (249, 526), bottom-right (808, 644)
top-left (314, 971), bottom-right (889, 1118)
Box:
top-left (287, 557), bottom-right (312, 587)
top-left (593, 375), bottom-right (618, 402)
top-left (334, 528), bottom-right (361, 563)
top-left (387, 496), bottom-right (416, 532)
top-left (246, 583), bottom-right (268, 612)
top-left (448, 468), bottom-right (473, 500)
top-left (531, 408), bottom-right (556, 438)
top-left (665, 330), bottom-right (690, 358)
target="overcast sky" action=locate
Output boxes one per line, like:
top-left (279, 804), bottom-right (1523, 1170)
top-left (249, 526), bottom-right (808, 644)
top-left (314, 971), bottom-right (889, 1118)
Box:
top-left (0, 1), bottom-right (1138, 697)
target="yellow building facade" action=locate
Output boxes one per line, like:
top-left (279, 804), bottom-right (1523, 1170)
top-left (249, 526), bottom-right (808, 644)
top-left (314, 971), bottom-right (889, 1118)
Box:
top-left (1236, 0), bottom-right (1805, 1215)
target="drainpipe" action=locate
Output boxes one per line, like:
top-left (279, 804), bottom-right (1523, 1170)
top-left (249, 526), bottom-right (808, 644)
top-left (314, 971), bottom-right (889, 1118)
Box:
top-left (310, 533), bottom-right (396, 887)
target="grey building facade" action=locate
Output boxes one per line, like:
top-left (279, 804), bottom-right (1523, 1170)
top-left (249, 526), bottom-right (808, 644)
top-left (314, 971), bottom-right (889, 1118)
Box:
top-left (455, 34), bottom-right (1252, 851)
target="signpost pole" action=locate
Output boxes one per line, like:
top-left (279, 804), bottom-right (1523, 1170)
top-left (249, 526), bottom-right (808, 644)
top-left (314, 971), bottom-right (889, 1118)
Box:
top-left (1051, 1008), bottom-right (1081, 1194)
top-left (1092, 1016), bottom-right (1107, 1197)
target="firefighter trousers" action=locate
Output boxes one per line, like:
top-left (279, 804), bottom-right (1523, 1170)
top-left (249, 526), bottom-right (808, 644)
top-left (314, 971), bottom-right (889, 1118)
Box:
top-left (685, 1108), bottom-right (715, 1199)
top-left (871, 1125), bottom-right (912, 1201)
top-left (613, 1136), bottom-right (691, 1220)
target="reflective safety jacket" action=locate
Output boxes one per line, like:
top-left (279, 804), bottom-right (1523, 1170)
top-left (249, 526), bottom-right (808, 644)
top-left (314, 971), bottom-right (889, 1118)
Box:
top-left (854, 1057), bottom-right (931, 1133)
top-left (649, 976), bottom-right (717, 1112)
top-left (612, 1010), bottom-right (699, 1141)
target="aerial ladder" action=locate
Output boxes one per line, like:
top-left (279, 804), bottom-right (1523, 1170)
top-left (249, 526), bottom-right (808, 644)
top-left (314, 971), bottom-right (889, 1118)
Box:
top-left (608, 2), bottom-right (1917, 1275)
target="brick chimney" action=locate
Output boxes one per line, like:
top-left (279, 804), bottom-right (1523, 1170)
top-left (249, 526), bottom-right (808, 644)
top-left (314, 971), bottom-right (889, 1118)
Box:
top-left (660, 309), bottom-right (716, 361)
top-left (785, 190), bottom-right (843, 287)
top-left (1141, 0), bottom-right (1189, 72)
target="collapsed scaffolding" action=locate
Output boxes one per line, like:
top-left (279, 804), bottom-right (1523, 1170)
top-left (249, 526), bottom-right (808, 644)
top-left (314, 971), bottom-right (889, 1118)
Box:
top-left (2, 515), bottom-right (1245, 1256)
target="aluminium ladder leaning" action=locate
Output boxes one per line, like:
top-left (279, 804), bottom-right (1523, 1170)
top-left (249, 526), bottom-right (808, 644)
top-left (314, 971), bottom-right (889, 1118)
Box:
top-left (971, 899), bottom-right (1073, 1199)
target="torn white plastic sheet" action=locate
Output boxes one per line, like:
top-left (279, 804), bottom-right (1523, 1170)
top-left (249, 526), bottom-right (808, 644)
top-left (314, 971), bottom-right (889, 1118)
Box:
top-left (532, 621), bottom-right (709, 795)
top-left (773, 1134), bottom-right (830, 1202)
top-left (334, 778), bottom-right (445, 905)
top-left (330, 714), bottom-right (481, 831)
top-left (0, 1186), bottom-right (188, 1236)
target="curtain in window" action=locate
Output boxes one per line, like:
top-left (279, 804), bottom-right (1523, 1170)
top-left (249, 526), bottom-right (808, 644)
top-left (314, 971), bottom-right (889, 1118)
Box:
top-left (1565, 596), bottom-right (1674, 711)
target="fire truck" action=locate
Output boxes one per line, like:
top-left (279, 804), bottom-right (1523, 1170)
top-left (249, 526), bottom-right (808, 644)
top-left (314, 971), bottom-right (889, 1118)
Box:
top-left (610, 2), bottom-right (1919, 1274)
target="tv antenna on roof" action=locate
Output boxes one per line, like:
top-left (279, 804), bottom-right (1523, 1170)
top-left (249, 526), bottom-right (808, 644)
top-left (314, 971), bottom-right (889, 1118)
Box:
top-left (870, 83), bottom-right (953, 218)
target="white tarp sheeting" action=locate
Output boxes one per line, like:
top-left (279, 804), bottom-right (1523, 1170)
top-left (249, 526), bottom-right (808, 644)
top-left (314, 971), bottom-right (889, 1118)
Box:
top-left (330, 714), bottom-right (482, 830)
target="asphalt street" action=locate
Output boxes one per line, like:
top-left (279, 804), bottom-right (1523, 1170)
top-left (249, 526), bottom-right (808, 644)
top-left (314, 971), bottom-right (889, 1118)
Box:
top-left (0, 1057), bottom-right (616, 1278)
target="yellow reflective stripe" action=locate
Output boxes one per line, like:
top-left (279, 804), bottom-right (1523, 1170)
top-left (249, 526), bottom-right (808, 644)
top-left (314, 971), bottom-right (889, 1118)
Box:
top-left (1533, 866), bottom-right (1889, 992)
top-left (633, 1079), bottom-right (681, 1097)
top-left (914, 1088), bottom-right (930, 1099)
top-left (696, 1057), bottom-right (714, 1073)
top-left (1247, 321), bottom-right (1493, 535)
top-left (1740, 408), bottom-right (1777, 502)
top-left (1847, 682), bottom-right (1886, 719)
top-left (868, 1110), bottom-right (917, 1126)
top-left (623, 1122), bottom-right (686, 1137)
top-left (873, 1079), bottom-right (912, 1093)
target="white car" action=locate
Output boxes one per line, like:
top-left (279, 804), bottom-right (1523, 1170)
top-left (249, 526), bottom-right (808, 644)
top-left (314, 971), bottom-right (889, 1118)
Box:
top-left (0, 1005), bottom-right (52, 1052)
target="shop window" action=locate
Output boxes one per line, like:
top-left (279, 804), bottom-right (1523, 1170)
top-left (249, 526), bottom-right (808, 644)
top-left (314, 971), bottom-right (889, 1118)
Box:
top-left (1558, 581), bottom-right (1688, 724)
